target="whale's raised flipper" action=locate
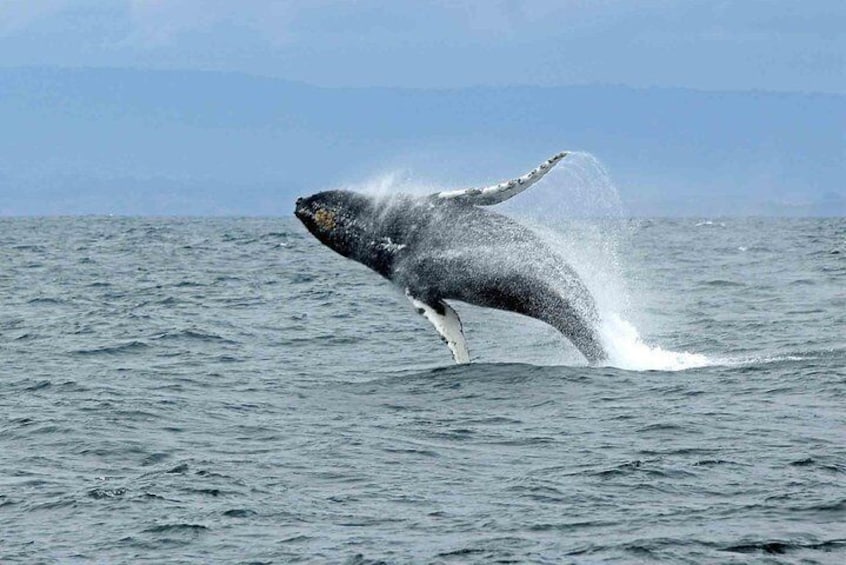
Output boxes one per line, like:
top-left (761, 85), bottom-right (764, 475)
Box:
top-left (434, 151), bottom-right (568, 206)
top-left (406, 289), bottom-right (470, 364)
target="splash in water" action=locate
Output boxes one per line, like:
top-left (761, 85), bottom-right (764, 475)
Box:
top-left (503, 152), bottom-right (712, 371)
top-left (599, 314), bottom-right (710, 371)
top-left (340, 152), bottom-right (712, 371)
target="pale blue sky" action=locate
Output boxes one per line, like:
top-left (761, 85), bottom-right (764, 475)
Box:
top-left (1, 2), bottom-right (843, 216)
top-left (1, 1), bottom-right (843, 93)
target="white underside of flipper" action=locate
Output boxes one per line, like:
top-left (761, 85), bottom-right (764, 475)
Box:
top-left (434, 151), bottom-right (568, 206)
top-left (406, 290), bottom-right (470, 364)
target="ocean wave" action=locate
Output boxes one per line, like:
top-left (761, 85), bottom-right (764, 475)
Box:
top-left (73, 341), bottom-right (149, 355)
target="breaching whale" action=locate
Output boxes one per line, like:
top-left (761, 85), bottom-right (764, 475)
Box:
top-left (294, 152), bottom-right (608, 364)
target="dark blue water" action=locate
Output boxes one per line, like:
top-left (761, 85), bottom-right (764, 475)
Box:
top-left (1, 217), bottom-right (844, 563)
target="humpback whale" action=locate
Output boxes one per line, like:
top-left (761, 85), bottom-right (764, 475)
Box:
top-left (294, 152), bottom-right (608, 364)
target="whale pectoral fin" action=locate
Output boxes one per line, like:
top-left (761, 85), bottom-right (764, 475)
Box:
top-left (406, 290), bottom-right (470, 364)
top-left (433, 151), bottom-right (568, 206)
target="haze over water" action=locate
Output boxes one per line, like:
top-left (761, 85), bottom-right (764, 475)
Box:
top-left (2, 213), bottom-right (844, 562)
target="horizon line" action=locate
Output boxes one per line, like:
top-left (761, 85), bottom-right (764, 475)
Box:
top-left (2, 64), bottom-right (843, 98)
top-left (2, 214), bottom-right (843, 220)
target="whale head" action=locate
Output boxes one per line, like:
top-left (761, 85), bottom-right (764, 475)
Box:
top-left (295, 190), bottom-right (381, 261)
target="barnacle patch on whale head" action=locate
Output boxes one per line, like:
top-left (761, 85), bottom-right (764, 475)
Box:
top-left (314, 208), bottom-right (336, 231)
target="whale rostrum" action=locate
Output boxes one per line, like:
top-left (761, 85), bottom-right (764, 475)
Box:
top-left (295, 152), bottom-right (607, 364)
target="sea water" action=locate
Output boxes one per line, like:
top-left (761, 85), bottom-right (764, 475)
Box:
top-left (1, 215), bottom-right (844, 563)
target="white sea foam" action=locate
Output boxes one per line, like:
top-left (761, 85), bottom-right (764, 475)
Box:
top-left (598, 313), bottom-right (710, 371)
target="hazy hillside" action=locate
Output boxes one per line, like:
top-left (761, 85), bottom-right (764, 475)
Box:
top-left (1, 67), bottom-right (842, 216)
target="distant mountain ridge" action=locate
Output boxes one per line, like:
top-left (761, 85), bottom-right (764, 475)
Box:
top-left (1, 67), bottom-right (843, 216)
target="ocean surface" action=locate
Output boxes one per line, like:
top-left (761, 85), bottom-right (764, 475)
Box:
top-left (1, 216), bottom-right (844, 563)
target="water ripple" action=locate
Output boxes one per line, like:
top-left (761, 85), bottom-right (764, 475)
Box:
top-left (1, 217), bottom-right (844, 563)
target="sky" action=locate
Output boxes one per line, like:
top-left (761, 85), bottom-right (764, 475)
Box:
top-left (0, 1), bottom-right (843, 216)
top-left (1, 0), bottom-right (844, 93)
